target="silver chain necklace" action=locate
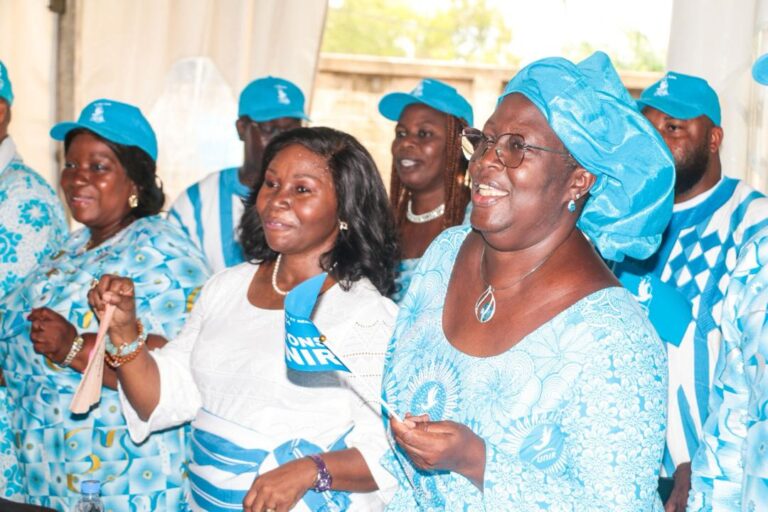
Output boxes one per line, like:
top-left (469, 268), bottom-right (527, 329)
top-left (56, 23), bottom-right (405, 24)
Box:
top-left (474, 246), bottom-right (557, 323)
top-left (271, 254), bottom-right (289, 296)
top-left (406, 199), bottom-right (445, 224)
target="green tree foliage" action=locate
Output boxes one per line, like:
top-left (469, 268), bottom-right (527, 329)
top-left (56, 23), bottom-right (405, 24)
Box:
top-left (322, 0), bottom-right (519, 66)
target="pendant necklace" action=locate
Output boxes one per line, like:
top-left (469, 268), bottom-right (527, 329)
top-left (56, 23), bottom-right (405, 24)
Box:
top-left (474, 245), bottom-right (558, 323)
top-left (406, 199), bottom-right (445, 224)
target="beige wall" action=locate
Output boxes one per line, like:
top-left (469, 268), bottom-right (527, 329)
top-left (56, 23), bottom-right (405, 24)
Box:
top-left (312, 53), bottom-right (662, 188)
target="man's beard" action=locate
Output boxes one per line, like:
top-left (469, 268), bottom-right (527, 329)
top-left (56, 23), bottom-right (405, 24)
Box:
top-left (674, 140), bottom-right (710, 197)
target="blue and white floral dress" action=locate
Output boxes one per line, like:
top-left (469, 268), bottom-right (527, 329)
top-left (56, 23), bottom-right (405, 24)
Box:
top-left (0, 136), bottom-right (67, 502)
top-left (0, 216), bottom-right (210, 511)
top-left (381, 226), bottom-right (668, 511)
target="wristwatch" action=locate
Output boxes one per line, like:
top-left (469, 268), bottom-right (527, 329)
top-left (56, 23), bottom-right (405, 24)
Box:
top-left (308, 454), bottom-right (332, 492)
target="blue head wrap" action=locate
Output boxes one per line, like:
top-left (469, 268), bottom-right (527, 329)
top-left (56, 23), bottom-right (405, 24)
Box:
top-left (499, 51), bottom-right (674, 262)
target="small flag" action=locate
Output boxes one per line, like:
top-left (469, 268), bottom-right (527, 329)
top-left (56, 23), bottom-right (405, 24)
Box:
top-left (283, 272), bottom-right (402, 421)
top-left (284, 273), bottom-right (349, 372)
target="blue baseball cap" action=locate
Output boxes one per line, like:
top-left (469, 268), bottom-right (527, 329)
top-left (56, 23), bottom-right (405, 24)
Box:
top-left (0, 60), bottom-right (14, 105)
top-left (378, 78), bottom-right (474, 126)
top-left (753, 53), bottom-right (768, 85)
top-left (636, 71), bottom-right (721, 126)
top-left (50, 99), bottom-right (158, 160)
top-left (238, 76), bottom-right (309, 122)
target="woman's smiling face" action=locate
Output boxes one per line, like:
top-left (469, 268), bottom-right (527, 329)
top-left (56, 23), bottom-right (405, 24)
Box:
top-left (256, 143), bottom-right (339, 257)
top-left (469, 93), bottom-right (578, 251)
top-left (391, 103), bottom-right (449, 194)
top-left (60, 131), bottom-right (137, 235)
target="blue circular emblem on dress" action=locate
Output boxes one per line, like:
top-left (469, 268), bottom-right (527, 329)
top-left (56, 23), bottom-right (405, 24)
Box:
top-left (410, 382), bottom-right (446, 418)
top-left (519, 423), bottom-right (565, 470)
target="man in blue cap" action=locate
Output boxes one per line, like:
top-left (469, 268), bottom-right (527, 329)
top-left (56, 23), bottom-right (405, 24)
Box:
top-left (614, 71), bottom-right (768, 510)
top-left (169, 76), bottom-right (308, 273)
top-left (686, 58), bottom-right (768, 512)
top-left (0, 60), bottom-right (66, 503)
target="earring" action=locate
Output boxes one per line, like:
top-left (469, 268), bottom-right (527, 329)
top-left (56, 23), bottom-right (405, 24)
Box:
top-left (567, 199), bottom-right (576, 213)
top-left (339, 220), bottom-right (349, 231)
top-left (128, 194), bottom-right (139, 208)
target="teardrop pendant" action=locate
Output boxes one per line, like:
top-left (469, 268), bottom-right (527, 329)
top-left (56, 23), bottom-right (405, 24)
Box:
top-left (474, 285), bottom-right (496, 323)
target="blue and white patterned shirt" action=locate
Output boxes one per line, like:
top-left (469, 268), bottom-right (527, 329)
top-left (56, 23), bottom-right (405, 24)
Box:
top-left (168, 167), bottom-right (249, 273)
top-left (613, 177), bottom-right (768, 477)
top-left (688, 227), bottom-right (768, 511)
top-left (0, 215), bottom-right (210, 511)
top-left (382, 226), bottom-right (668, 510)
top-left (0, 136), bottom-right (66, 297)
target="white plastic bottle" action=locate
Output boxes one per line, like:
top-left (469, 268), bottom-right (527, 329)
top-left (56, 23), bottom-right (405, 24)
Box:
top-left (73, 479), bottom-right (104, 512)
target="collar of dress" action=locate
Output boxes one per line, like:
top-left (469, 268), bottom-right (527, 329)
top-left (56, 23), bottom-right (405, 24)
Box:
top-left (0, 136), bottom-right (19, 176)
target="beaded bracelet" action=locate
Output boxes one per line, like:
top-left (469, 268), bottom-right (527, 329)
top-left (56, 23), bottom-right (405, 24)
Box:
top-left (104, 339), bottom-right (145, 368)
top-left (59, 335), bottom-right (85, 367)
top-left (104, 320), bottom-right (147, 369)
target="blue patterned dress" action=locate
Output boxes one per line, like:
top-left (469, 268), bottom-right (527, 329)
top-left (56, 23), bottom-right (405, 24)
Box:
top-left (0, 215), bottom-right (210, 511)
top-left (689, 227), bottom-right (768, 511)
top-left (0, 136), bottom-right (67, 502)
top-left (381, 226), bottom-right (668, 511)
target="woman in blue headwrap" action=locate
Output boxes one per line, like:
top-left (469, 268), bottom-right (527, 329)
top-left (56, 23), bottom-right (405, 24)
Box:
top-left (380, 52), bottom-right (675, 510)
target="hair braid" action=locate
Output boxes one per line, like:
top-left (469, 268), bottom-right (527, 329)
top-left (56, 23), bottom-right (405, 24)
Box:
top-left (442, 115), bottom-right (470, 228)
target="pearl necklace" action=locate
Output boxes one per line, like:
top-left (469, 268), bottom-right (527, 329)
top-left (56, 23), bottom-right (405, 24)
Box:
top-left (406, 199), bottom-right (445, 224)
top-left (271, 254), bottom-right (288, 296)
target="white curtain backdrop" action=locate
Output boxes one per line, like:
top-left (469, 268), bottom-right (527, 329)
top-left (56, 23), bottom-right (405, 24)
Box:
top-left (0, 0), bottom-right (327, 205)
top-left (667, 0), bottom-right (765, 191)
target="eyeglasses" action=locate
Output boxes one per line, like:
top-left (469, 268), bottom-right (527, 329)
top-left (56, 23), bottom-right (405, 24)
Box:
top-left (460, 127), bottom-right (571, 168)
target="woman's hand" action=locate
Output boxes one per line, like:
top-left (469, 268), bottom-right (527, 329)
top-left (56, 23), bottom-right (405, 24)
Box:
top-left (243, 457), bottom-right (317, 512)
top-left (27, 307), bottom-right (78, 364)
top-left (87, 274), bottom-right (139, 344)
top-left (391, 413), bottom-right (486, 489)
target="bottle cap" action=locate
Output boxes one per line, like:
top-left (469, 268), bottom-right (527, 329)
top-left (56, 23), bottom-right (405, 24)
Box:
top-left (81, 480), bottom-right (100, 494)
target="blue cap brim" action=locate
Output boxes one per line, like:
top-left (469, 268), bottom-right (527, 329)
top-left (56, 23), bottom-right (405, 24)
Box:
top-left (49, 122), bottom-right (83, 141)
top-left (244, 109), bottom-right (310, 123)
top-left (637, 96), bottom-right (711, 122)
top-left (50, 121), bottom-right (158, 160)
top-left (754, 54), bottom-right (768, 85)
top-left (378, 93), bottom-right (423, 122)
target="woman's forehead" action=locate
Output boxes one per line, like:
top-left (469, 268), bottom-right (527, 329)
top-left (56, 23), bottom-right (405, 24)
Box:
top-left (269, 144), bottom-right (331, 178)
top-left (485, 94), bottom-right (556, 140)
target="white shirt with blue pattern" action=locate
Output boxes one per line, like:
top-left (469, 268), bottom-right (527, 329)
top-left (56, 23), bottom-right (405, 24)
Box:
top-left (612, 177), bottom-right (768, 477)
top-left (0, 136), bottom-right (66, 297)
top-left (689, 226), bottom-right (768, 511)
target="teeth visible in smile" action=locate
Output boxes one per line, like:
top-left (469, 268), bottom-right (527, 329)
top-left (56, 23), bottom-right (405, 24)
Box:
top-left (476, 183), bottom-right (508, 197)
top-left (400, 159), bottom-right (417, 167)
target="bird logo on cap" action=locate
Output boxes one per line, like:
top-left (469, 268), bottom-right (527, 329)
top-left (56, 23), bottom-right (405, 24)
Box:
top-left (654, 77), bottom-right (670, 97)
top-left (275, 84), bottom-right (291, 105)
top-left (90, 103), bottom-right (107, 123)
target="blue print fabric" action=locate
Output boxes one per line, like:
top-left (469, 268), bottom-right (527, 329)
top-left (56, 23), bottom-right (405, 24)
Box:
top-left (381, 226), bottom-right (668, 511)
top-left (0, 216), bottom-right (210, 511)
